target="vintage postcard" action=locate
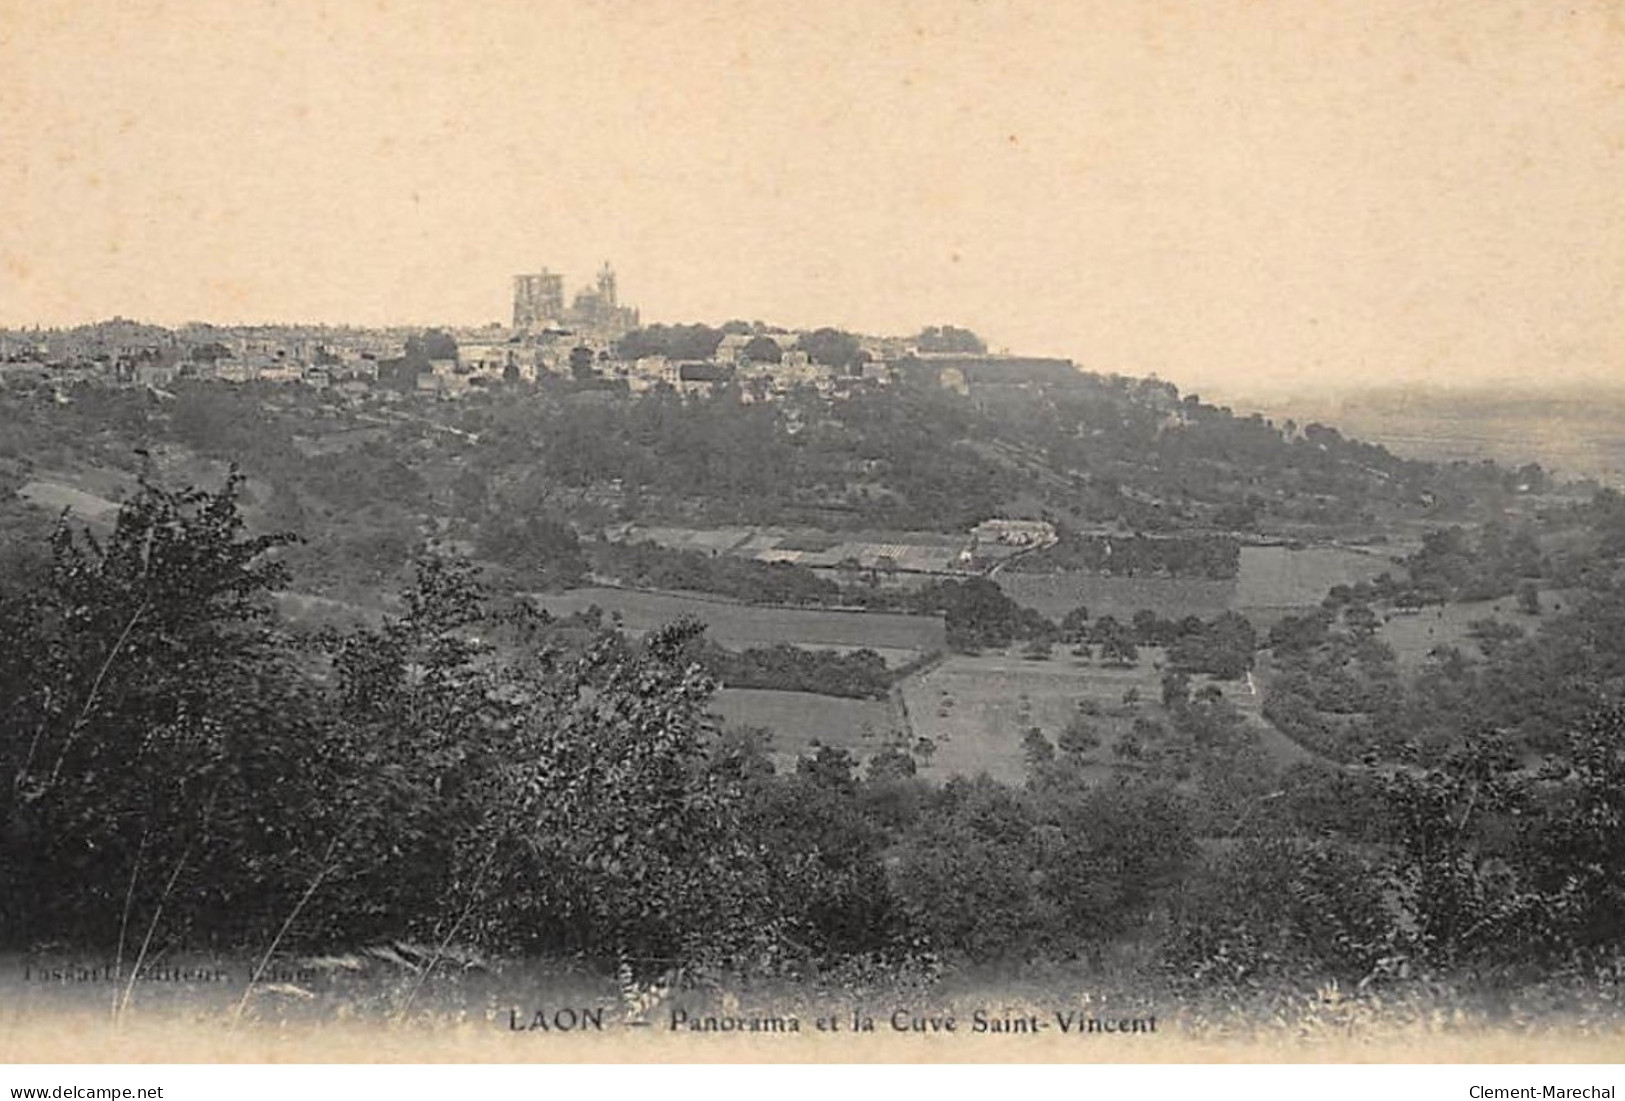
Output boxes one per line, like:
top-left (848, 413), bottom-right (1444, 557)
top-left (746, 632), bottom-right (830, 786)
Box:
top-left (1, 0), bottom-right (1623, 1076)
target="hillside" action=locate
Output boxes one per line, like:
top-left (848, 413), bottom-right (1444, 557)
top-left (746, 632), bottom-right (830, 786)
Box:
top-left (0, 365), bottom-right (1546, 593)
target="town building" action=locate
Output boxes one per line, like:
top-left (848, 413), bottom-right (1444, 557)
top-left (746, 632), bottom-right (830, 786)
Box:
top-left (512, 262), bottom-right (639, 341)
top-left (512, 270), bottom-right (565, 329)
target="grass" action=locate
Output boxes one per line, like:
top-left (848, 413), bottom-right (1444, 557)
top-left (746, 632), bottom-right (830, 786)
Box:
top-left (711, 688), bottom-right (901, 766)
top-left (900, 650), bottom-right (1172, 784)
top-left (707, 647), bottom-right (1310, 785)
top-left (18, 452), bottom-right (281, 531)
top-left (17, 479), bottom-right (122, 523)
top-left (1376, 589), bottom-right (1567, 674)
top-left (899, 648), bottom-right (1311, 783)
top-left (1232, 545), bottom-right (1398, 610)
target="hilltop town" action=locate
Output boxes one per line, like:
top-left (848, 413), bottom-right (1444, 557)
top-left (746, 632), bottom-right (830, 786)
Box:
top-left (0, 262), bottom-right (1073, 404)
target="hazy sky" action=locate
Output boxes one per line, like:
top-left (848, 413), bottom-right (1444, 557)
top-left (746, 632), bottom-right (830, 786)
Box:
top-left (3, 0), bottom-right (1623, 394)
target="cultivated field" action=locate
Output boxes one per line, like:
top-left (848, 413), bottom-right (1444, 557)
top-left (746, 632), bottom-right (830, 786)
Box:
top-left (997, 544), bottom-right (1402, 624)
top-left (532, 586), bottom-right (946, 654)
top-left (710, 688), bottom-right (900, 767)
top-left (993, 574), bottom-right (1235, 622)
top-left (1233, 545), bottom-right (1398, 611)
top-left (617, 523), bottom-right (974, 573)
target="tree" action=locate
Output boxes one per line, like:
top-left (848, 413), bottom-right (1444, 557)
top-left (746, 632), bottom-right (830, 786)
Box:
top-left (741, 335), bottom-right (783, 364)
top-left (1517, 580), bottom-right (1541, 616)
top-left (1028, 774), bottom-right (1196, 945)
top-left (405, 329), bottom-right (458, 365)
top-left (1093, 616), bottom-right (1139, 667)
top-left (914, 326), bottom-right (986, 354)
top-left (1161, 670), bottom-right (1192, 710)
top-left (1022, 727), bottom-right (1055, 770)
top-left (1058, 604), bottom-right (1091, 644)
top-left (615, 324), bottom-right (724, 362)
top-left (913, 736), bottom-right (938, 769)
top-left (0, 470), bottom-right (326, 948)
top-left (318, 555), bottom-right (517, 943)
top-left (488, 620), bottom-right (786, 976)
top-left (1377, 730), bottom-right (1527, 968)
top-left (930, 577), bottom-right (1049, 652)
top-left (797, 745), bottom-right (859, 795)
top-left (568, 345), bottom-right (596, 379)
top-left (476, 513), bottom-right (588, 588)
top-left (1022, 637), bottom-right (1053, 661)
top-left (867, 743), bottom-right (917, 782)
top-left (893, 777), bottom-right (1041, 960)
top-left (1343, 604), bottom-right (1380, 639)
top-left (796, 327), bottom-right (862, 369)
top-left (1526, 706), bottom-right (1625, 960)
top-left (1132, 609), bottom-right (1172, 646)
top-left (1164, 837), bottom-right (1393, 989)
top-left (738, 769), bottom-right (905, 960)
top-left (1057, 712), bottom-right (1100, 756)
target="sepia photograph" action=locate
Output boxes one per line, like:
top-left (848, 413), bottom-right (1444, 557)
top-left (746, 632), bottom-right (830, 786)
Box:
top-left (1, 0), bottom-right (1623, 1081)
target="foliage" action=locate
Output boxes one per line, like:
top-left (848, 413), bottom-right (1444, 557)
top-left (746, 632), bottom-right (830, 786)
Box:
top-left (1378, 720), bottom-right (1625, 974)
top-left (740, 335), bottom-right (783, 364)
top-left (614, 323), bottom-right (727, 363)
top-left (476, 513), bottom-right (589, 589)
top-left (3, 461), bottom-right (1621, 1005)
top-left (592, 540), bottom-right (842, 606)
top-left (1399, 521), bottom-right (1544, 604)
top-left (1056, 709), bottom-right (1101, 755)
top-left (1164, 837), bottom-right (1395, 990)
top-left (0, 470), bottom-right (324, 947)
top-left (913, 326), bottom-right (986, 355)
top-left (481, 621), bottom-right (788, 975)
top-left (1167, 611), bottom-right (1257, 679)
top-left (911, 577), bottom-right (1054, 652)
top-left (700, 642), bottom-right (893, 700)
top-left (795, 328), bottom-right (863, 369)
top-left (405, 329), bottom-right (459, 365)
top-left (1015, 532), bottom-right (1241, 580)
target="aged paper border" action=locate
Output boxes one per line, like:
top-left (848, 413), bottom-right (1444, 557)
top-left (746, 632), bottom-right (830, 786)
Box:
top-left (2, 0), bottom-right (1623, 1068)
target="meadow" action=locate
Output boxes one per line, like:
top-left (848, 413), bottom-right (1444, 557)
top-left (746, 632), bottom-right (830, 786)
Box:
top-left (900, 646), bottom-right (1316, 783)
top-left (1375, 587), bottom-right (1571, 674)
top-left (710, 688), bottom-right (901, 766)
top-left (900, 651), bottom-right (1160, 784)
top-left (1232, 545), bottom-right (1398, 611)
